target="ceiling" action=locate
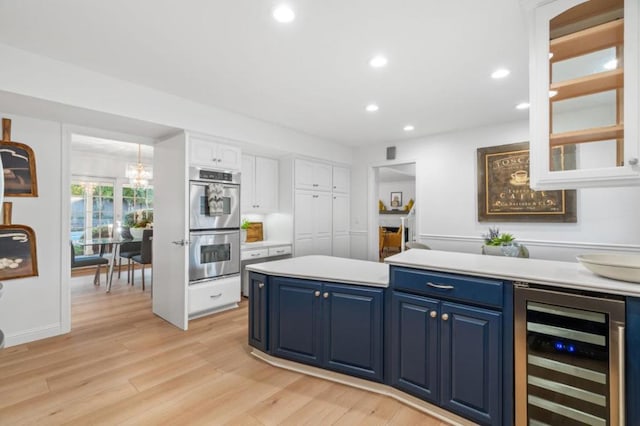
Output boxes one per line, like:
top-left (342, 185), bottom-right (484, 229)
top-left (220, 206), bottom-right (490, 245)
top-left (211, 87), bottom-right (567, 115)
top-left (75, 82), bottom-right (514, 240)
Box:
top-left (0, 0), bottom-right (530, 147)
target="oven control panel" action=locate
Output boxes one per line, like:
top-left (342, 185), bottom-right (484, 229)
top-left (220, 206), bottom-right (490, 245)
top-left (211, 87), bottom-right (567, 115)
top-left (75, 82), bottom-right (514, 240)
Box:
top-left (199, 169), bottom-right (232, 181)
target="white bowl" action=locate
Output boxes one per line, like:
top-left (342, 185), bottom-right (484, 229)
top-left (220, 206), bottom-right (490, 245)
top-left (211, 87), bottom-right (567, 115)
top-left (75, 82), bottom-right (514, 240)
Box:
top-left (576, 254), bottom-right (640, 283)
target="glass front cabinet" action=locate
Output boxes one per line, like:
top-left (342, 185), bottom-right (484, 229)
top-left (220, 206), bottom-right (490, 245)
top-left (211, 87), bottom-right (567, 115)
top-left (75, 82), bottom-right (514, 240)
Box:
top-left (522, 0), bottom-right (640, 189)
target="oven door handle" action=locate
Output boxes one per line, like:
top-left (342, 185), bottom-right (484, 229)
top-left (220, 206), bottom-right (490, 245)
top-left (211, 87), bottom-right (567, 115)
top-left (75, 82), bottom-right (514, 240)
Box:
top-left (192, 182), bottom-right (240, 190)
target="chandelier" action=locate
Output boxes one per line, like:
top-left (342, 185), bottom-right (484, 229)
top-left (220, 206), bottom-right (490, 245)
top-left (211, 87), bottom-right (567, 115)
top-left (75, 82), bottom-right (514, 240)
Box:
top-left (125, 144), bottom-right (153, 188)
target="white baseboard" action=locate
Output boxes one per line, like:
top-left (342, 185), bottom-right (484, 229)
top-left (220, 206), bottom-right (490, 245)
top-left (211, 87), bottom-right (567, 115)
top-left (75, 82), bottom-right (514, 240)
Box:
top-left (4, 323), bottom-right (65, 347)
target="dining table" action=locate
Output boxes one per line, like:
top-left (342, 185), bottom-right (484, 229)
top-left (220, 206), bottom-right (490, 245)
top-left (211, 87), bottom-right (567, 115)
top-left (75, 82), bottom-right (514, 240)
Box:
top-left (77, 236), bottom-right (142, 293)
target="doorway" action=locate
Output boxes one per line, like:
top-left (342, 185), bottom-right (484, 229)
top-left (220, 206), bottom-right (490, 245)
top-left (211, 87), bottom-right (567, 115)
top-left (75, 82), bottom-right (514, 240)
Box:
top-left (66, 130), bottom-right (155, 314)
top-left (368, 161), bottom-right (417, 261)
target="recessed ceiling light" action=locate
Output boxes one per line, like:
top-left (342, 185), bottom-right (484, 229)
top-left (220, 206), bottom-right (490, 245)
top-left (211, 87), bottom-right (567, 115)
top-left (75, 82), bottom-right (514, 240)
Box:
top-left (603, 59), bottom-right (618, 70)
top-left (365, 104), bottom-right (379, 112)
top-left (516, 102), bottom-right (530, 110)
top-left (549, 90), bottom-right (558, 98)
top-left (491, 68), bottom-right (510, 79)
top-left (369, 55), bottom-right (388, 68)
top-left (273, 5), bottom-right (295, 23)
top-left (403, 125), bottom-right (415, 132)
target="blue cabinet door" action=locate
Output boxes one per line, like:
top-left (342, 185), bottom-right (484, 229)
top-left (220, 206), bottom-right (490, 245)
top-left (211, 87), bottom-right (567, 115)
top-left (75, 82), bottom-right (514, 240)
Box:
top-left (390, 291), bottom-right (440, 404)
top-left (323, 283), bottom-right (384, 382)
top-left (248, 272), bottom-right (268, 352)
top-left (270, 277), bottom-right (322, 366)
top-left (440, 301), bottom-right (502, 426)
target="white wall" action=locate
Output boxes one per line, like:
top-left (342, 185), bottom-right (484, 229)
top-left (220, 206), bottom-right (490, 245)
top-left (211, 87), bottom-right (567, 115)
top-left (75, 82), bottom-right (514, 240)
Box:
top-left (0, 112), bottom-right (64, 346)
top-left (379, 180), bottom-right (415, 211)
top-left (351, 119), bottom-right (640, 261)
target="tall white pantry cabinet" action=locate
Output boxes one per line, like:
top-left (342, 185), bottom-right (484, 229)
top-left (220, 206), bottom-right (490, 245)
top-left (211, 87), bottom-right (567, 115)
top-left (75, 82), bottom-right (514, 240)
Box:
top-left (280, 158), bottom-right (350, 258)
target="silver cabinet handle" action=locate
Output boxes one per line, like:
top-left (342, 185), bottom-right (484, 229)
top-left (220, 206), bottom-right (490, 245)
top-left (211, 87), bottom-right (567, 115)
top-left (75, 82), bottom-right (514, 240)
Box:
top-left (323, 292), bottom-right (329, 299)
top-left (250, 253), bottom-right (261, 257)
top-left (441, 313), bottom-right (449, 321)
top-left (172, 239), bottom-right (189, 246)
top-left (312, 183), bottom-right (318, 187)
top-left (258, 283), bottom-right (264, 289)
top-left (314, 290), bottom-right (320, 297)
top-left (210, 293), bottom-right (222, 298)
top-left (430, 310), bottom-right (437, 318)
top-left (427, 282), bottom-right (454, 290)
top-left (629, 158), bottom-right (638, 166)
top-left (275, 250), bottom-right (285, 254)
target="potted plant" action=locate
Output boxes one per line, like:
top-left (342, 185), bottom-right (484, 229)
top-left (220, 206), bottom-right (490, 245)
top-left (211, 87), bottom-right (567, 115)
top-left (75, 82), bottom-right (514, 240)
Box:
top-left (124, 209), bottom-right (154, 239)
top-left (241, 218), bottom-right (250, 242)
top-left (482, 227), bottom-right (521, 257)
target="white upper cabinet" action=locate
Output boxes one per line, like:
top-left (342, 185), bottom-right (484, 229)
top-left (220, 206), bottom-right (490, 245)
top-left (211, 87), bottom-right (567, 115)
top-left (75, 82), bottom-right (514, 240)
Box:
top-left (189, 134), bottom-right (241, 170)
top-left (523, 0), bottom-right (640, 189)
top-left (241, 154), bottom-right (279, 213)
top-left (332, 166), bottom-right (350, 193)
top-left (294, 159), bottom-right (332, 191)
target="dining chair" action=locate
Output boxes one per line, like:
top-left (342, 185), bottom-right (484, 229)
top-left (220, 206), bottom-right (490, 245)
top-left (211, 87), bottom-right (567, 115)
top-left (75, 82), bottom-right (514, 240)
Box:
top-left (383, 225), bottom-right (403, 254)
top-left (70, 241), bottom-right (109, 286)
top-left (131, 229), bottom-right (152, 291)
top-left (117, 241), bottom-right (142, 283)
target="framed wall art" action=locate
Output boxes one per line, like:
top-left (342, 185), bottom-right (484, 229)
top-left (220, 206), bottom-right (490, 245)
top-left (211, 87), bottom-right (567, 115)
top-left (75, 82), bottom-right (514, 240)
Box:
top-left (477, 142), bottom-right (577, 222)
top-left (0, 202), bottom-right (38, 280)
top-left (1, 118), bottom-right (38, 197)
top-left (390, 192), bottom-right (403, 208)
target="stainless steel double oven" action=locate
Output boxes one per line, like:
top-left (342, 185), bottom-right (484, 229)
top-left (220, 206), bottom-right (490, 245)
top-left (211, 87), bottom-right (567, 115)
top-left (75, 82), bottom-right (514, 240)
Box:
top-left (188, 167), bottom-right (241, 283)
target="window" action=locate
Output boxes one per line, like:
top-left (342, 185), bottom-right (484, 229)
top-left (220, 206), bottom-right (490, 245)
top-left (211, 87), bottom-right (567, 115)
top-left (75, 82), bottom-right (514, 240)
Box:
top-left (70, 180), bottom-right (115, 254)
top-left (122, 185), bottom-right (153, 218)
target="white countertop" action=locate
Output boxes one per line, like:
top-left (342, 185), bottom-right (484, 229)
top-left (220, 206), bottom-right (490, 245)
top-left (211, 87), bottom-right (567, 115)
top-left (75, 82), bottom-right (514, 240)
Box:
top-left (385, 249), bottom-right (640, 297)
top-left (241, 240), bottom-right (291, 250)
top-left (246, 255), bottom-right (389, 288)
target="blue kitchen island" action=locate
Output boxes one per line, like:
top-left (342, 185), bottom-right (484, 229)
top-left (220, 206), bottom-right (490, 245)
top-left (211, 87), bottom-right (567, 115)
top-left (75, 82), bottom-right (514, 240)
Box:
top-left (247, 252), bottom-right (640, 426)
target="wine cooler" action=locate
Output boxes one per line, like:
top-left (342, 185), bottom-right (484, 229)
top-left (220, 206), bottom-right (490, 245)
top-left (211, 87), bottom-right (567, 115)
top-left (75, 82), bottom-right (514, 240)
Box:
top-left (514, 284), bottom-right (625, 426)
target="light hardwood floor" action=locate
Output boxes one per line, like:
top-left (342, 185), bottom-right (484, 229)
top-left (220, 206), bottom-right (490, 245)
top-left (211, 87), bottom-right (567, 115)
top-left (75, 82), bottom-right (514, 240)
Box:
top-left (0, 274), bottom-right (447, 425)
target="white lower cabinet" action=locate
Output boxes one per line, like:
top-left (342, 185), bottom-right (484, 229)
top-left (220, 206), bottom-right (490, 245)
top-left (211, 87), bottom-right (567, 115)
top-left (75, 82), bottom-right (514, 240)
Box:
top-left (294, 190), bottom-right (332, 256)
top-left (188, 276), bottom-right (241, 317)
top-left (241, 248), bottom-right (269, 260)
top-left (332, 192), bottom-right (350, 258)
top-left (268, 245), bottom-right (292, 256)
